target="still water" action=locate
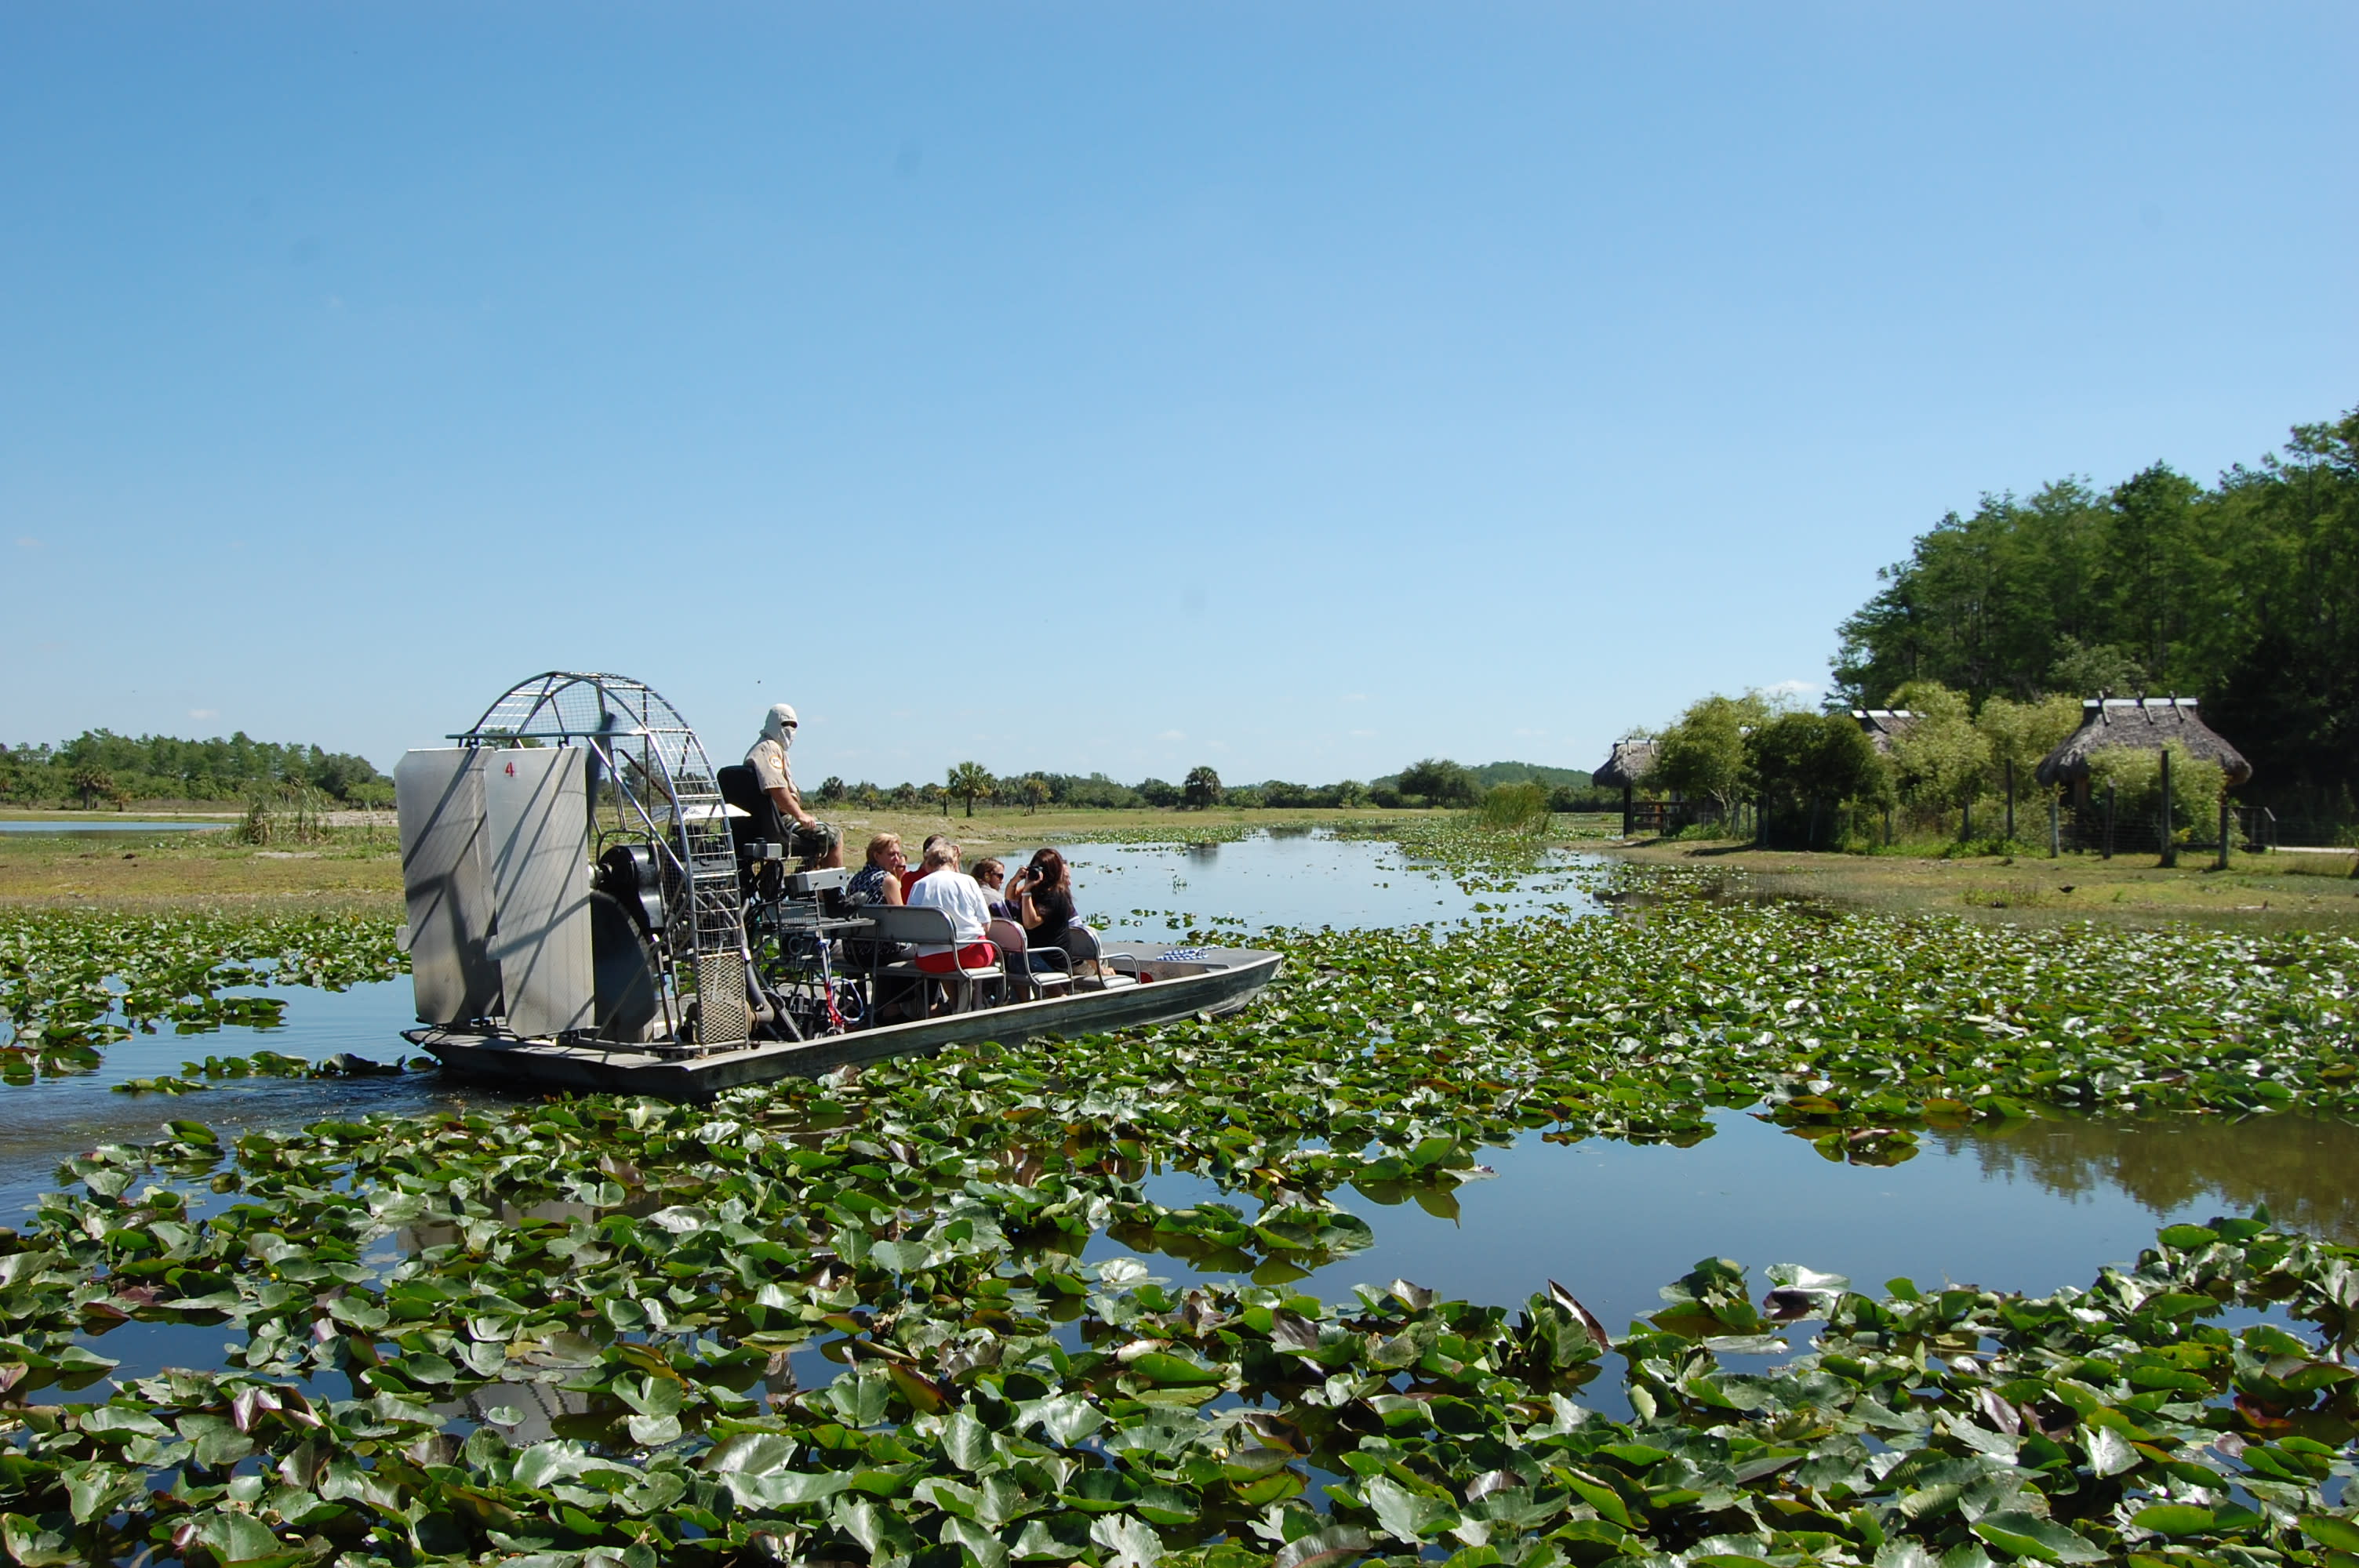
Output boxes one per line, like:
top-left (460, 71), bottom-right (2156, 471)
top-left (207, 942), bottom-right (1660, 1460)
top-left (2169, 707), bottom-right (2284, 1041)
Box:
top-left (1063, 831), bottom-right (1598, 935)
top-left (1091, 1111), bottom-right (2359, 1336)
top-left (10, 829), bottom-right (2357, 1355)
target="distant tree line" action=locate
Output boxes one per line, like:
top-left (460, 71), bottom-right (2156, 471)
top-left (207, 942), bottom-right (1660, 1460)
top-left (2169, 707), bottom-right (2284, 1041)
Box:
top-left (0, 731), bottom-right (392, 809)
top-left (810, 758), bottom-right (1624, 816)
top-left (1832, 403), bottom-right (2359, 812)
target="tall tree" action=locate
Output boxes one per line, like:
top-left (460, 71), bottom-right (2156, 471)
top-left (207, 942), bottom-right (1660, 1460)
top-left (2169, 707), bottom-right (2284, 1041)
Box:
top-left (1745, 712), bottom-right (1885, 848)
top-left (1182, 766), bottom-right (1223, 810)
top-left (1886, 681), bottom-right (1990, 830)
top-left (69, 765), bottom-right (116, 811)
top-left (1976, 693), bottom-right (2083, 818)
top-left (1395, 758), bottom-right (1480, 807)
top-left (946, 762), bottom-right (994, 818)
top-left (1648, 693), bottom-right (1769, 825)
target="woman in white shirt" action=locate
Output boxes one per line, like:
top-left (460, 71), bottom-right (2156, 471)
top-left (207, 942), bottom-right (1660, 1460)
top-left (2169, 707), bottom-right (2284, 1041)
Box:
top-left (903, 841), bottom-right (998, 974)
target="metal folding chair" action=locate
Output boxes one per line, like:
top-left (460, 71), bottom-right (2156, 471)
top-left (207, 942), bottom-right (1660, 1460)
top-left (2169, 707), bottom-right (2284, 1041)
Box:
top-left (863, 905), bottom-right (1005, 1012)
top-left (988, 917), bottom-right (1073, 1003)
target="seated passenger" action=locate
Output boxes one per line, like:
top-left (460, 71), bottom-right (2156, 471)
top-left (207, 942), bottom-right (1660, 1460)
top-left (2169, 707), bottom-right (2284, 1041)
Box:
top-left (900, 833), bottom-right (948, 900)
top-left (905, 841), bottom-right (998, 975)
top-left (845, 833), bottom-right (907, 908)
top-left (1009, 848), bottom-right (1087, 962)
top-left (840, 833), bottom-right (910, 975)
top-left (745, 704), bottom-right (844, 869)
top-left (971, 858), bottom-right (1013, 919)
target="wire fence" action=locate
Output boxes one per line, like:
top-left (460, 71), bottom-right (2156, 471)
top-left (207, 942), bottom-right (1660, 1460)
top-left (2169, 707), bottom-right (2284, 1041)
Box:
top-left (2240, 808), bottom-right (2359, 851)
top-left (2059, 803), bottom-right (2359, 858)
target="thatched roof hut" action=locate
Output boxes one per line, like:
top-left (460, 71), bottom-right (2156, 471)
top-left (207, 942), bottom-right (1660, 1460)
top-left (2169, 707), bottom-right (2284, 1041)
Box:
top-left (1850, 710), bottom-right (1918, 753)
top-left (1592, 739), bottom-right (1656, 790)
top-left (2034, 695), bottom-right (2252, 789)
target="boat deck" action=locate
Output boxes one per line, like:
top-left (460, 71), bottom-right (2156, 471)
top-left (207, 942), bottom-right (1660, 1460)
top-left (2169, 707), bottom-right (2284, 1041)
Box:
top-left (409, 942), bottom-right (1281, 1098)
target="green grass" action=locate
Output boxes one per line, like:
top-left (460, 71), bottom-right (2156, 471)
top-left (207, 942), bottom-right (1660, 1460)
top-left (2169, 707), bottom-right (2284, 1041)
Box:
top-left (1605, 834), bottom-right (2359, 930)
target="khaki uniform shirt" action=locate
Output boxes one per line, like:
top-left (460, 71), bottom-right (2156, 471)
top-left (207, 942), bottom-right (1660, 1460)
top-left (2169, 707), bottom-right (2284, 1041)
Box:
top-left (747, 738), bottom-right (793, 797)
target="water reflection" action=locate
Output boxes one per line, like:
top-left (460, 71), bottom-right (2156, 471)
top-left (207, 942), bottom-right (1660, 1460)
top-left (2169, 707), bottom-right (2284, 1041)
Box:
top-left (1096, 1107), bottom-right (2359, 1340)
top-left (1928, 1112), bottom-right (2359, 1245)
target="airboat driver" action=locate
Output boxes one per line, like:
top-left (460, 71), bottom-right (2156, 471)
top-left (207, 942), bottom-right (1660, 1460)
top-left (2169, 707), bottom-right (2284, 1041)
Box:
top-left (747, 703), bottom-right (844, 869)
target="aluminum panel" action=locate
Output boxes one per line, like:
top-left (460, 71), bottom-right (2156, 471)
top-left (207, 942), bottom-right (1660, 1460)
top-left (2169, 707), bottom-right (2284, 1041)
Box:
top-left (394, 749), bottom-right (503, 1026)
top-left (483, 748), bottom-right (595, 1039)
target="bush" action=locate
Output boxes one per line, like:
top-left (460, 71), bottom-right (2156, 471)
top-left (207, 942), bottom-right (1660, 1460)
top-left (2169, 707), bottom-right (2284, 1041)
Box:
top-left (1476, 781), bottom-right (1552, 833)
top-left (2085, 742), bottom-right (2225, 827)
top-left (234, 786), bottom-right (331, 846)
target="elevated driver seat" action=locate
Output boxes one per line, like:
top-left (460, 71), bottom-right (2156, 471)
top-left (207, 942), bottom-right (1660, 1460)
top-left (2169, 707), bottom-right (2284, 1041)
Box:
top-left (715, 764), bottom-right (793, 892)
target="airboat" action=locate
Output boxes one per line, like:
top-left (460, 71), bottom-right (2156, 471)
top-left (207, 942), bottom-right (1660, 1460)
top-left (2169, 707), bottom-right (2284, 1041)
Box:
top-left (392, 672), bottom-right (1281, 1097)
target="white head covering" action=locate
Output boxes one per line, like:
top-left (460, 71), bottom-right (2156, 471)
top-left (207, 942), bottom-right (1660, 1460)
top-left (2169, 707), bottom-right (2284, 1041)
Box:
top-left (761, 702), bottom-right (799, 748)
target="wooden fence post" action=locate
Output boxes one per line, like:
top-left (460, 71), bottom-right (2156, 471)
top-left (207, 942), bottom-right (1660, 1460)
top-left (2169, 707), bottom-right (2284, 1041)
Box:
top-left (2005, 760), bottom-right (2016, 844)
top-left (2049, 795), bottom-right (2060, 858)
top-left (2160, 748), bottom-right (2177, 867)
top-left (2216, 798), bottom-right (2231, 871)
top-left (2103, 786), bottom-right (2115, 859)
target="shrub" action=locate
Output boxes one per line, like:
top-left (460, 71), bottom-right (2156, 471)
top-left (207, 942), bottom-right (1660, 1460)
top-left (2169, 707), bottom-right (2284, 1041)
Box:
top-left (2085, 742), bottom-right (2225, 826)
top-left (1476, 780), bottom-right (1552, 833)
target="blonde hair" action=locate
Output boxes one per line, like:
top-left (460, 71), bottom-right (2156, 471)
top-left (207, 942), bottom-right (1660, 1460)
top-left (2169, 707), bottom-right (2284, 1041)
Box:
top-left (864, 833), bottom-right (902, 867)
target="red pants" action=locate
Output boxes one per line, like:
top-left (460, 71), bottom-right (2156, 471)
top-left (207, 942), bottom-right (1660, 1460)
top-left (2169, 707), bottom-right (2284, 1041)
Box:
top-left (915, 942), bottom-right (997, 975)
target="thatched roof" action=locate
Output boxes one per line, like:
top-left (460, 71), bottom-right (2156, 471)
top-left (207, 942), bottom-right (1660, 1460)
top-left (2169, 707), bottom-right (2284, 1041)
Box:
top-left (2034, 695), bottom-right (2252, 788)
top-left (1851, 710), bottom-right (1918, 754)
top-left (1592, 739), bottom-right (1656, 789)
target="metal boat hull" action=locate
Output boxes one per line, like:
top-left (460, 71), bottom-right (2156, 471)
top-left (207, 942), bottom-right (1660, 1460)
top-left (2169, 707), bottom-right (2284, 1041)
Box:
top-left (409, 943), bottom-right (1281, 1098)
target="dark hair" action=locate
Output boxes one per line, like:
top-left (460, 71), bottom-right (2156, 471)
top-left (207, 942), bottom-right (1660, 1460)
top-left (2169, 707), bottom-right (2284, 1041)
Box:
top-left (1026, 848), bottom-right (1068, 895)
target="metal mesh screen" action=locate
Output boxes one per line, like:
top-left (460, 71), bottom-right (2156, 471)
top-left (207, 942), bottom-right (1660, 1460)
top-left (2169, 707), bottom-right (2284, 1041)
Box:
top-left (696, 952), bottom-right (751, 1047)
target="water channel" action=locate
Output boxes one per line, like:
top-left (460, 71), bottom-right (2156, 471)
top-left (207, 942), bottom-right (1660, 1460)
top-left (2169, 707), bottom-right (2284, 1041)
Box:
top-left (9, 829), bottom-right (2355, 1394)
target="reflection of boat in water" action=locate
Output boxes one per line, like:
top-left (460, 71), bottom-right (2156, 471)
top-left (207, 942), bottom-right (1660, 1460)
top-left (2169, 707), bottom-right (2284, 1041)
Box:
top-left (393, 673), bottom-right (1280, 1100)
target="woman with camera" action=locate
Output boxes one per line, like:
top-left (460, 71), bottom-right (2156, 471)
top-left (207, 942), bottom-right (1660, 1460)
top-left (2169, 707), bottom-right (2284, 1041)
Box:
top-left (1009, 848), bottom-right (1085, 965)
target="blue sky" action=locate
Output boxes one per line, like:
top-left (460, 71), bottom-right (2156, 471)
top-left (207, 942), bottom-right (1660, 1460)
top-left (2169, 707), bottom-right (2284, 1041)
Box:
top-left (5, 4), bottom-right (2353, 786)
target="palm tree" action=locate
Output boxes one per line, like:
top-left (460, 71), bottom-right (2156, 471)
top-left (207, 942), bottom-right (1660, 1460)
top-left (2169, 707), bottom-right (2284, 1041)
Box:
top-left (947, 761), bottom-right (994, 818)
top-left (1183, 765), bottom-right (1223, 810)
top-left (1020, 774), bottom-right (1051, 814)
top-left (70, 766), bottom-right (114, 811)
